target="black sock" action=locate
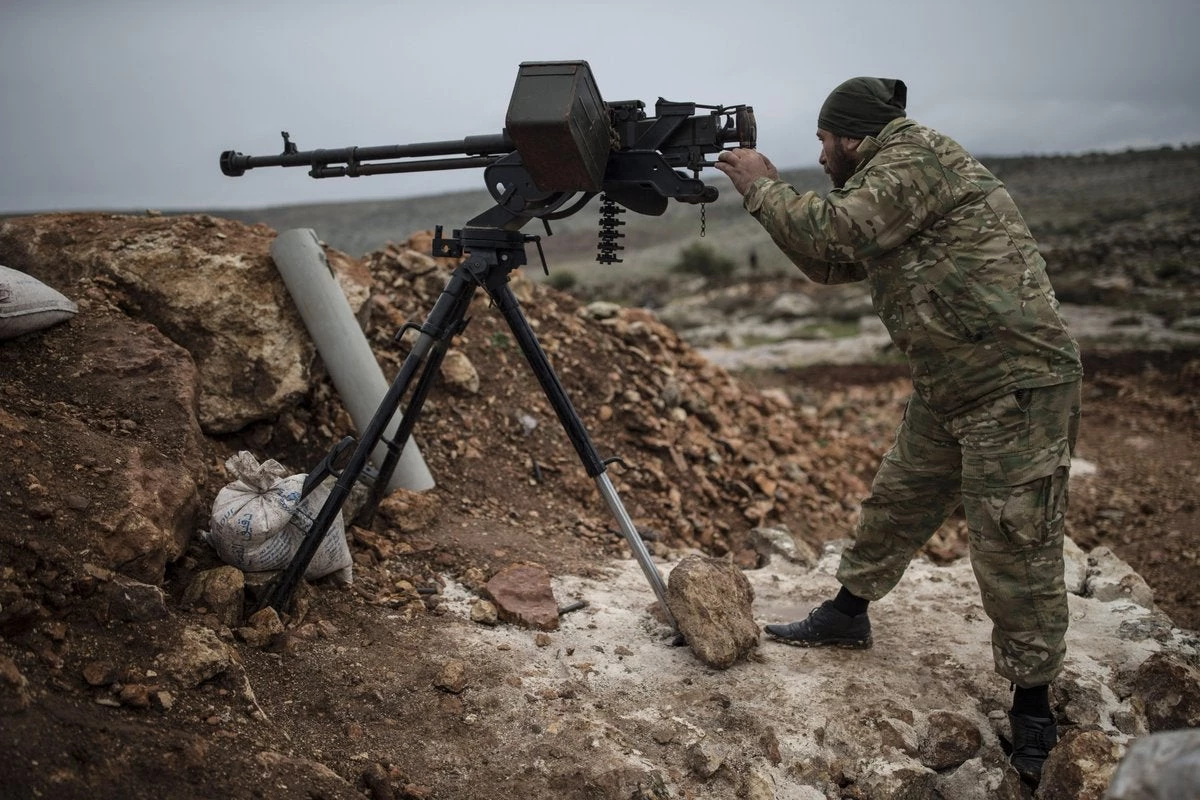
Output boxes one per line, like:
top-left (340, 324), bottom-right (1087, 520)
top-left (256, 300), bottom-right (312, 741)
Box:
top-left (1012, 684), bottom-right (1052, 718)
top-left (832, 586), bottom-right (869, 617)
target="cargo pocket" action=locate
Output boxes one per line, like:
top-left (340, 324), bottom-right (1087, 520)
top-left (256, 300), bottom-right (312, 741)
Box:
top-left (963, 442), bottom-right (1072, 553)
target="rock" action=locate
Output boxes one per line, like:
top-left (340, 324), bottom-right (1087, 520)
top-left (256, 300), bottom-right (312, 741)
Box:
top-left (119, 683), bottom-right (154, 708)
top-left (109, 444), bottom-right (203, 584)
top-left (484, 562), bottom-right (559, 631)
top-left (568, 763), bottom-right (669, 799)
top-left (665, 555), bottom-right (759, 669)
top-left (470, 599), bottom-right (498, 626)
top-left (440, 349), bottom-right (480, 394)
top-left (1125, 651), bottom-right (1200, 731)
top-left (785, 787), bottom-right (826, 800)
top-left (1085, 546), bottom-right (1156, 609)
top-left (1062, 535), bottom-right (1088, 595)
top-left (648, 722), bottom-right (676, 745)
top-left (435, 659), bottom-right (468, 694)
top-left (740, 767), bottom-right (775, 800)
top-left (376, 489), bottom-right (444, 535)
top-left (766, 292), bottom-right (818, 319)
top-left (1115, 612), bottom-right (1177, 644)
top-left (1036, 727), bottom-right (1122, 800)
top-left (748, 525), bottom-right (818, 567)
top-left (932, 757), bottom-right (1023, 800)
top-left (0, 213), bottom-right (370, 433)
top-left (580, 301), bottom-right (622, 320)
top-left (0, 309), bottom-right (205, 585)
top-left (81, 661), bottom-right (117, 687)
top-left (1105, 729), bottom-right (1200, 800)
top-left (854, 757), bottom-right (936, 799)
top-left (1055, 668), bottom-right (1107, 727)
top-left (877, 717), bottom-right (920, 758)
top-left (253, 751), bottom-right (354, 794)
top-left (98, 575), bottom-right (168, 622)
top-left (686, 740), bottom-right (725, 778)
top-left (918, 710), bottom-right (982, 770)
top-left (158, 626), bottom-right (239, 688)
top-left (0, 655), bottom-right (31, 712)
top-left (237, 607), bottom-right (284, 648)
top-left (182, 566), bottom-right (245, 628)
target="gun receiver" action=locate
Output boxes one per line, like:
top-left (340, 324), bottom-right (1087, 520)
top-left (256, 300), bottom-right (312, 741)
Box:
top-left (220, 60), bottom-right (754, 227)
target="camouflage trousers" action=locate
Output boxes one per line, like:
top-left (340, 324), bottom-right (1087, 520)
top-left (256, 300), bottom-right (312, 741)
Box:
top-left (837, 379), bottom-right (1082, 686)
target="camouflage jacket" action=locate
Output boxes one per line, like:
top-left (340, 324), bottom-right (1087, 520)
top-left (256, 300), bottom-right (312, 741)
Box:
top-left (743, 117), bottom-right (1082, 415)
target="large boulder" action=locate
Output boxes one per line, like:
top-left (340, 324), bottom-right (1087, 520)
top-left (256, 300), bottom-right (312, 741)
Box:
top-left (1036, 727), bottom-right (1123, 800)
top-left (1124, 652), bottom-right (1200, 731)
top-left (1105, 729), bottom-right (1200, 800)
top-left (0, 306), bottom-right (205, 584)
top-left (666, 555), bottom-right (759, 669)
top-left (0, 213), bottom-right (371, 433)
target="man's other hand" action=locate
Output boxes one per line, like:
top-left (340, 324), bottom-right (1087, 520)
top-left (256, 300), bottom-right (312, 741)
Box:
top-left (715, 148), bottom-right (779, 196)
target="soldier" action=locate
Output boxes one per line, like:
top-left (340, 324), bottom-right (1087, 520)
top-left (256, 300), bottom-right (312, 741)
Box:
top-left (714, 77), bottom-right (1083, 785)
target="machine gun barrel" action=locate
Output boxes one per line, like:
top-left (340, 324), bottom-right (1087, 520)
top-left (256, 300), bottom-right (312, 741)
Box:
top-left (219, 61), bottom-right (755, 224)
top-left (220, 132), bottom-right (514, 178)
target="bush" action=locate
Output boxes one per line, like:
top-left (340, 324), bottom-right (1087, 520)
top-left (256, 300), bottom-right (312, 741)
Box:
top-left (545, 269), bottom-right (578, 292)
top-left (670, 241), bottom-right (736, 282)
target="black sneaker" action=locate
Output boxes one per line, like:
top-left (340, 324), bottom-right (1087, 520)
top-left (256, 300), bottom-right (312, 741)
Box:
top-left (1009, 712), bottom-right (1057, 784)
top-left (763, 600), bottom-right (872, 649)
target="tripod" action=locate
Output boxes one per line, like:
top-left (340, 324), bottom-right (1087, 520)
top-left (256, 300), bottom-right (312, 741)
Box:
top-left (256, 223), bottom-right (677, 632)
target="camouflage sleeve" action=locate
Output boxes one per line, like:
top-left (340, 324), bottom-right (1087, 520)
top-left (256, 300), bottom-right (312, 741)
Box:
top-left (741, 181), bottom-right (869, 285)
top-left (743, 143), bottom-right (954, 269)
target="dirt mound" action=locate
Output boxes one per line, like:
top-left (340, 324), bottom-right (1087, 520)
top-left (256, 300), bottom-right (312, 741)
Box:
top-left (353, 231), bottom-right (878, 552)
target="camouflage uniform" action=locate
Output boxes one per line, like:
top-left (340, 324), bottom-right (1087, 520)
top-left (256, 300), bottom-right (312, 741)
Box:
top-left (743, 117), bottom-right (1083, 686)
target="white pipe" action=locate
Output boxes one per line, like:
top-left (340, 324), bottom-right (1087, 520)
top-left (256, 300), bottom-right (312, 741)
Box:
top-left (270, 229), bottom-right (435, 492)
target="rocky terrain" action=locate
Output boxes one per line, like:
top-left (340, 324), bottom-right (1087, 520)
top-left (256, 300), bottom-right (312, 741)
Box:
top-left (1, 145), bottom-right (1200, 800)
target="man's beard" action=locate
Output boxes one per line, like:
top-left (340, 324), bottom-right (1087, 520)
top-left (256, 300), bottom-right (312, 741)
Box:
top-left (826, 141), bottom-right (858, 189)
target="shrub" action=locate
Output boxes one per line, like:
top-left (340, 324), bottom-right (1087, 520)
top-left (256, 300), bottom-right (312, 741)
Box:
top-left (670, 241), bottom-right (736, 282)
top-left (545, 269), bottom-right (578, 292)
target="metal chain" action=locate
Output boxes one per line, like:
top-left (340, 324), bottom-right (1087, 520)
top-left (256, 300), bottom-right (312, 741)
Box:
top-left (700, 203), bottom-right (707, 237)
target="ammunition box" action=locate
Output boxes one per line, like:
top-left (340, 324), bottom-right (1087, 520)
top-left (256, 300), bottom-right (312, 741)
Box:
top-left (506, 61), bottom-right (610, 193)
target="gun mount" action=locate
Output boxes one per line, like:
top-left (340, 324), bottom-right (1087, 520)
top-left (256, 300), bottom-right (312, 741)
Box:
top-left (220, 61), bottom-right (753, 634)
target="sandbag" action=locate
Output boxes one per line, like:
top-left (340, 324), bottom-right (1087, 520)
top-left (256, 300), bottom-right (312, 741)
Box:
top-left (0, 265), bottom-right (78, 340)
top-left (204, 451), bottom-right (353, 583)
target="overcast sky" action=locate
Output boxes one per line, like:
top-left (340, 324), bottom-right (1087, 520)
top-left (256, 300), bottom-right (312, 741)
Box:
top-left (2, 0), bottom-right (1198, 214)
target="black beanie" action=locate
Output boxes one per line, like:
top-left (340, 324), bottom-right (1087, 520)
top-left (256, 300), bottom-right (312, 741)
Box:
top-left (817, 77), bottom-right (907, 139)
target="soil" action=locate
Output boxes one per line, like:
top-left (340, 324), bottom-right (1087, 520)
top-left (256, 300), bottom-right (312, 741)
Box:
top-left (1, 217), bottom-right (1197, 798)
top-left (2, 316), bottom-right (1196, 799)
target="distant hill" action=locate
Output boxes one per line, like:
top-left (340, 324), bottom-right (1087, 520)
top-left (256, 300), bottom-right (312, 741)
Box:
top-left (208, 165), bottom-right (829, 278)
top-left (207, 144), bottom-right (1200, 301)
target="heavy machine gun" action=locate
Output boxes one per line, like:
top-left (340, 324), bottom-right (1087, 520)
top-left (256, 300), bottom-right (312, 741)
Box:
top-left (220, 60), bottom-right (755, 630)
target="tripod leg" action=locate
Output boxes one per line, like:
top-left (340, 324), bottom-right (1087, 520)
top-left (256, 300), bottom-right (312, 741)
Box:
top-left (485, 277), bottom-right (677, 632)
top-left (257, 268), bottom-right (478, 614)
top-left (358, 294), bottom-right (468, 524)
